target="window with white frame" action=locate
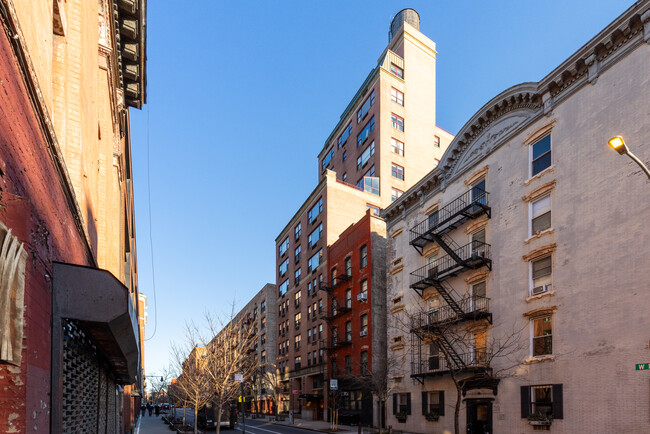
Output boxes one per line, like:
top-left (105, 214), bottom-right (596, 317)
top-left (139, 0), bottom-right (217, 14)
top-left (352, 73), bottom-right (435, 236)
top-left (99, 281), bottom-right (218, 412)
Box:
top-left (391, 87), bottom-right (404, 106)
top-left (391, 138), bottom-right (404, 156)
top-left (471, 281), bottom-right (486, 311)
top-left (521, 384), bottom-right (563, 421)
top-left (360, 314), bottom-right (368, 334)
top-left (531, 315), bottom-right (552, 356)
top-left (530, 195), bottom-right (551, 236)
top-left (395, 393), bottom-right (410, 414)
top-left (423, 391), bottom-right (444, 418)
top-left (530, 134), bottom-right (551, 176)
top-left (470, 228), bottom-right (487, 256)
top-left (530, 255), bottom-right (552, 295)
top-left (428, 342), bottom-right (440, 371)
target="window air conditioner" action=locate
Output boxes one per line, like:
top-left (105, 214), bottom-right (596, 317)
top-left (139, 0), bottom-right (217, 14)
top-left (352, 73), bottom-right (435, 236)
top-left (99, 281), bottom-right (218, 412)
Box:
top-left (357, 293), bottom-right (368, 301)
top-left (532, 284), bottom-right (551, 295)
top-left (360, 330), bottom-right (368, 337)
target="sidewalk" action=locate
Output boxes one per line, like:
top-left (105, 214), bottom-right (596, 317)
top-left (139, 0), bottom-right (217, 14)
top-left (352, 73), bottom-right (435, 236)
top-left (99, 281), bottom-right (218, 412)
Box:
top-left (253, 415), bottom-right (377, 433)
top-left (137, 413), bottom-right (185, 434)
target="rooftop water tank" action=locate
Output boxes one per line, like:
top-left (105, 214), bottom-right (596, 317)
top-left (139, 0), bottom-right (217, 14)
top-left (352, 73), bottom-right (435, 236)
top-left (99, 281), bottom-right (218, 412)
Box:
top-left (389, 9), bottom-right (420, 41)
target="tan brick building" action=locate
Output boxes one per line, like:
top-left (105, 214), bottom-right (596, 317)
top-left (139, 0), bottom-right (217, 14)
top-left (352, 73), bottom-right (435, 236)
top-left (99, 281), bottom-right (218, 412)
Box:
top-left (274, 9), bottom-right (452, 421)
top-left (383, 2), bottom-right (650, 433)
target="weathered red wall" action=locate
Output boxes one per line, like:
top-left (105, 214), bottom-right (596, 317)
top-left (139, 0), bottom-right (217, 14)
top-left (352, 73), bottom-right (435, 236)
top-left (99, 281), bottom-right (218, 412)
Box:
top-left (326, 211), bottom-right (373, 376)
top-left (0, 27), bottom-right (91, 432)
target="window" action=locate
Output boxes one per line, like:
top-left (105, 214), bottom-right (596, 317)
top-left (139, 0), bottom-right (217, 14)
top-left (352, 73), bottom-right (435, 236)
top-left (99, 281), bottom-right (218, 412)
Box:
top-left (391, 87), bottom-right (404, 106)
top-left (470, 228), bottom-right (486, 256)
top-left (357, 176), bottom-right (379, 196)
top-left (261, 333), bottom-right (266, 345)
top-left (295, 268), bottom-right (301, 285)
top-left (308, 249), bottom-right (323, 272)
top-left (345, 289), bottom-right (352, 308)
top-left (261, 317), bottom-right (266, 330)
top-left (391, 163), bottom-right (405, 180)
top-left (279, 259), bottom-right (289, 277)
top-left (521, 384), bottom-right (563, 421)
top-left (471, 178), bottom-right (487, 205)
top-left (295, 223), bottom-right (301, 240)
top-left (295, 245), bottom-right (301, 264)
top-left (531, 134), bottom-right (551, 176)
top-left (344, 257), bottom-right (352, 276)
top-left (322, 147), bottom-right (334, 171)
top-left (532, 315), bottom-right (552, 356)
top-left (279, 238), bottom-right (289, 256)
top-left (307, 351), bottom-right (312, 366)
top-left (343, 151), bottom-right (347, 161)
top-left (261, 300), bottom-right (266, 313)
top-left (360, 314), bottom-right (368, 334)
top-left (279, 280), bottom-right (288, 296)
top-left (338, 122), bottom-right (352, 148)
top-left (366, 204), bottom-right (380, 216)
top-left (391, 188), bottom-right (403, 202)
top-left (471, 281), bottom-right (486, 311)
top-left (357, 117), bottom-right (375, 146)
top-left (357, 142), bottom-right (375, 170)
top-left (342, 173), bottom-right (347, 182)
top-left (318, 323), bottom-right (323, 339)
top-left (345, 355), bottom-right (352, 375)
top-left (295, 290), bottom-right (301, 307)
top-left (294, 356), bottom-right (301, 369)
top-left (357, 90), bottom-right (376, 123)
top-left (391, 138), bottom-right (404, 156)
top-left (428, 342), bottom-right (440, 370)
top-left (360, 351), bottom-right (368, 375)
top-left (294, 334), bottom-right (301, 350)
top-left (345, 321), bottom-right (352, 342)
top-left (318, 299), bottom-right (323, 313)
top-left (294, 312), bottom-right (302, 328)
top-left (331, 267), bottom-right (338, 287)
top-left (391, 113), bottom-right (404, 132)
top-left (390, 63), bottom-right (404, 78)
top-left (308, 224), bottom-right (323, 248)
top-left (422, 391), bottom-right (444, 418)
top-left (308, 197), bottom-right (323, 224)
top-left (434, 135), bottom-right (440, 147)
top-left (473, 331), bottom-right (487, 364)
top-left (360, 279), bottom-right (368, 296)
top-left (531, 195), bottom-right (551, 235)
top-left (360, 245), bottom-right (368, 268)
top-left (531, 256), bottom-right (552, 295)
top-left (394, 393), bottom-right (410, 415)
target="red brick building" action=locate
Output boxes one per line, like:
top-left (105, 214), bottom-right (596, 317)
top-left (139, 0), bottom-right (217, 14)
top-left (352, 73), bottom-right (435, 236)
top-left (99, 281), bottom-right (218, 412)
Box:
top-left (323, 210), bottom-right (387, 427)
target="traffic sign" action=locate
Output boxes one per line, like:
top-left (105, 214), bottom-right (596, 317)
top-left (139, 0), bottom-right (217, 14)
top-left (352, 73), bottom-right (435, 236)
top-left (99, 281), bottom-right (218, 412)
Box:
top-left (330, 379), bottom-right (338, 390)
top-left (292, 390), bottom-right (299, 394)
top-left (235, 374), bottom-right (243, 383)
top-left (636, 363), bottom-right (650, 371)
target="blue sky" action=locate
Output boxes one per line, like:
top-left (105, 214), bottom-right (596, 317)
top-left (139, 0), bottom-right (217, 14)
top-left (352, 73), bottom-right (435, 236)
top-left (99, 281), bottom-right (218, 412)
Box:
top-left (129, 0), bottom-right (630, 378)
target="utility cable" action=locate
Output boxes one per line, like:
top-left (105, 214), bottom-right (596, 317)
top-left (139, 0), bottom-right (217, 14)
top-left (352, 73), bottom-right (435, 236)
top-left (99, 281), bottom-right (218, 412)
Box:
top-left (144, 99), bottom-right (158, 341)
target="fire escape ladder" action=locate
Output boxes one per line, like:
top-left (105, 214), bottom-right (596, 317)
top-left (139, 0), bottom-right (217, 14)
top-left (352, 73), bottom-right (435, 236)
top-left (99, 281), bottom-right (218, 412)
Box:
top-left (436, 333), bottom-right (466, 370)
top-left (430, 233), bottom-right (464, 264)
top-left (432, 281), bottom-right (464, 316)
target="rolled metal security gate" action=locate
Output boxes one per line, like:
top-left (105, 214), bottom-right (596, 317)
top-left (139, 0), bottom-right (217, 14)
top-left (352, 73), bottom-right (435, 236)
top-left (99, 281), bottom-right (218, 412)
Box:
top-left (61, 319), bottom-right (120, 433)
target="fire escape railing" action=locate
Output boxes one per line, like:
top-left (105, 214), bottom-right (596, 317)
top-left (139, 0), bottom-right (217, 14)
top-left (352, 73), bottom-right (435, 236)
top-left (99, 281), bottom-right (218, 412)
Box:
top-left (409, 188), bottom-right (490, 254)
top-left (410, 296), bottom-right (492, 330)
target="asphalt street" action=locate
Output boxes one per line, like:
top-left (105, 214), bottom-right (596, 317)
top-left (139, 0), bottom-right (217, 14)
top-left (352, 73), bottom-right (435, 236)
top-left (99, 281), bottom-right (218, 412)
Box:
top-left (234, 418), bottom-right (324, 434)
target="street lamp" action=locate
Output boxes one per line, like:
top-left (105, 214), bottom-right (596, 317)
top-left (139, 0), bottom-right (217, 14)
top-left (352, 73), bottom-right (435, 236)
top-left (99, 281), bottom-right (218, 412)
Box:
top-left (608, 136), bottom-right (650, 180)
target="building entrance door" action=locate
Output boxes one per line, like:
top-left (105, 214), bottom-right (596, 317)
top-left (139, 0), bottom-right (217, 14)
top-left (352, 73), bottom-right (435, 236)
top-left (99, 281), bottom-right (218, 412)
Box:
top-left (466, 399), bottom-right (492, 434)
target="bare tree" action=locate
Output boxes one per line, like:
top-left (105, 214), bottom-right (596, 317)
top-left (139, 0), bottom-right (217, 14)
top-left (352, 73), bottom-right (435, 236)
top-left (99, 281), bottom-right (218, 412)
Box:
top-left (259, 361), bottom-right (282, 417)
top-left (203, 311), bottom-right (258, 434)
top-left (148, 365), bottom-right (174, 404)
top-left (171, 324), bottom-right (213, 434)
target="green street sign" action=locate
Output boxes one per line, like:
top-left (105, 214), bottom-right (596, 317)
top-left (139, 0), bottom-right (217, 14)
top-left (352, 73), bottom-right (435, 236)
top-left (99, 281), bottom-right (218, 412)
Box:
top-left (635, 363), bottom-right (650, 371)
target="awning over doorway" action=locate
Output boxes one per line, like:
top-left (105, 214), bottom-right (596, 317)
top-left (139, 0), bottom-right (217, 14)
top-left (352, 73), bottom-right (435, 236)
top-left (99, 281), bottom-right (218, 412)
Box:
top-left (53, 262), bottom-right (139, 384)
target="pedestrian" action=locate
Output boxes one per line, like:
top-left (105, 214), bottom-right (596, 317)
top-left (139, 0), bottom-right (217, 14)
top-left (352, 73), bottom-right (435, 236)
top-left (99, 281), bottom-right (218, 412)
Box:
top-left (141, 404), bottom-right (146, 417)
top-left (147, 402), bottom-right (153, 416)
top-left (155, 403), bottom-right (160, 417)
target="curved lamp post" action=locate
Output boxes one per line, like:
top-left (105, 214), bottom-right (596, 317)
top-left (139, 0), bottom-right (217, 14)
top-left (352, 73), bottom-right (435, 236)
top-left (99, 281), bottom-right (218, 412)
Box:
top-left (608, 136), bottom-right (650, 180)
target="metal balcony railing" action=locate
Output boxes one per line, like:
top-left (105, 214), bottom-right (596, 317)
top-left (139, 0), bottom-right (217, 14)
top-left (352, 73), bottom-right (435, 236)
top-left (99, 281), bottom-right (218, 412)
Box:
top-left (410, 296), bottom-right (491, 329)
top-left (411, 351), bottom-right (491, 377)
top-left (319, 273), bottom-right (352, 292)
top-left (410, 242), bottom-right (491, 289)
top-left (410, 188), bottom-right (490, 249)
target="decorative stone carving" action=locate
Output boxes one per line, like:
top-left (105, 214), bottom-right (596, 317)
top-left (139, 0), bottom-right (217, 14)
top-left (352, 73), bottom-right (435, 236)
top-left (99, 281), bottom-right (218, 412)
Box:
top-left (642, 9), bottom-right (650, 43)
top-left (542, 91), bottom-right (553, 116)
top-left (0, 221), bottom-right (27, 366)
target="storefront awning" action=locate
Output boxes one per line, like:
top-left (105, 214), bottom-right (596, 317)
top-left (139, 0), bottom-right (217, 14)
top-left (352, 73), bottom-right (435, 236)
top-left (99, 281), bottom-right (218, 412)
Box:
top-left (53, 262), bottom-right (139, 384)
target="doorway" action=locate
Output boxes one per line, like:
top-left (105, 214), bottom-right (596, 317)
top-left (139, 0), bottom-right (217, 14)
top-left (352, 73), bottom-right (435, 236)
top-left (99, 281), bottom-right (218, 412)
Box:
top-left (466, 399), bottom-right (492, 434)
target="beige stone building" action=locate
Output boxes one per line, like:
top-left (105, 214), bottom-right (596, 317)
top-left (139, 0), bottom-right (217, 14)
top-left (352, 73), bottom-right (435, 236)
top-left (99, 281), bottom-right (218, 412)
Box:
top-left (274, 10), bottom-right (453, 421)
top-left (383, 2), bottom-right (650, 433)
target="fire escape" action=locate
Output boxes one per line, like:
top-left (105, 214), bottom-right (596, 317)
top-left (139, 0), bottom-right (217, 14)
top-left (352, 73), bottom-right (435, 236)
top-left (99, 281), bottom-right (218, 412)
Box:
top-left (407, 187), bottom-right (498, 394)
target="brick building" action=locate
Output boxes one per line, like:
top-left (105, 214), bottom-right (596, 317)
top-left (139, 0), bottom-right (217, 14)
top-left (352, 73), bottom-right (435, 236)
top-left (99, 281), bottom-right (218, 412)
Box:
top-left (383, 2), bottom-right (650, 433)
top-left (323, 210), bottom-right (387, 427)
top-left (0, 0), bottom-right (146, 432)
top-left (274, 9), bottom-right (452, 422)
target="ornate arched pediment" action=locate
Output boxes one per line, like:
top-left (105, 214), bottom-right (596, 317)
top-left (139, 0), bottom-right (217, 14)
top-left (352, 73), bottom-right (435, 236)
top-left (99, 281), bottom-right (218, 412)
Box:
top-left (440, 83), bottom-right (543, 181)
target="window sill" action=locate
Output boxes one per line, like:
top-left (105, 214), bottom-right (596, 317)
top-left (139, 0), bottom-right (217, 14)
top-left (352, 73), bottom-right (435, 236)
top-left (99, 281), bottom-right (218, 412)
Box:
top-left (390, 304), bottom-right (405, 314)
top-left (525, 228), bottom-right (554, 244)
top-left (524, 355), bottom-right (555, 364)
top-left (525, 166), bottom-right (554, 186)
top-left (526, 290), bottom-right (555, 303)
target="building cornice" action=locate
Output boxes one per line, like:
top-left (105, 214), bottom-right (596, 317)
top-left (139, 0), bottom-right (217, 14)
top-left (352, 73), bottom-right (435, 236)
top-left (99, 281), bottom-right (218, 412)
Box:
top-left (383, 0), bottom-right (650, 226)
